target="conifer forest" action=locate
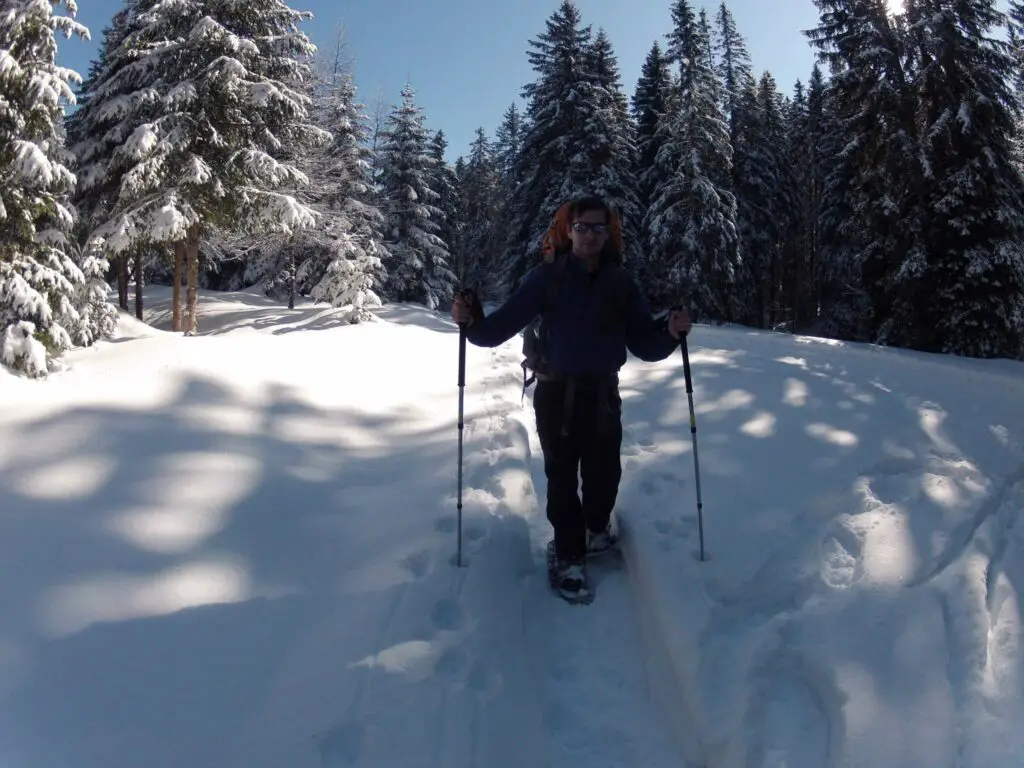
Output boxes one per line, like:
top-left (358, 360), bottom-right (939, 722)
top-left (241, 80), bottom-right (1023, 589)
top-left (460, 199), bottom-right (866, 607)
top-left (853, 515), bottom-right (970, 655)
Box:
top-left (3, 0), bottom-right (1024, 377)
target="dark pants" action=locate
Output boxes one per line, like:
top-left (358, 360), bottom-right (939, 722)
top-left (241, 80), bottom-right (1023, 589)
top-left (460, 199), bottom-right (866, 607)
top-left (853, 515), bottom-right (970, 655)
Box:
top-left (533, 374), bottom-right (623, 561)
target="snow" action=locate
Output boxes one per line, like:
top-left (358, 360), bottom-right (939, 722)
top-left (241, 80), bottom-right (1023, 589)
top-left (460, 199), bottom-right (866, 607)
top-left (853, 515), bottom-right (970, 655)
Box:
top-left (1, 285), bottom-right (1023, 768)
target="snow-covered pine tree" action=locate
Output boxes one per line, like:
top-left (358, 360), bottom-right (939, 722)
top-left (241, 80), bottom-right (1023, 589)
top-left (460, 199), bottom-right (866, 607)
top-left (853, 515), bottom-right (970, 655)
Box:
top-left (297, 59), bottom-right (385, 318)
top-left (0, 0), bottom-right (117, 377)
top-left (632, 41), bottom-right (670, 212)
top-left (647, 1), bottom-right (739, 318)
top-left (1008, 2), bottom-right (1024, 174)
top-left (806, 0), bottom-right (920, 343)
top-left (66, 0), bottom-right (140, 313)
top-left (80, 0), bottom-right (330, 335)
top-left (494, 103), bottom-right (523, 192)
top-left (377, 82), bottom-right (455, 309)
top-left (492, 102), bottom-right (523, 296)
top-left (711, 1), bottom-right (759, 322)
top-left (458, 128), bottom-right (501, 298)
top-left (783, 64), bottom-right (828, 332)
top-left (505, 0), bottom-right (601, 289)
top-left (585, 28), bottom-right (643, 271)
top-left (428, 130), bottom-right (462, 282)
top-left (896, 0), bottom-right (1024, 357)
top-left (713, 1), bottom-right (754, 138)
top-left (732, 71), bottom-right (795, 328)
top-left (631, 41), bottom-right (672, 293)
top-left (451, 155), bottom-right (468, 284)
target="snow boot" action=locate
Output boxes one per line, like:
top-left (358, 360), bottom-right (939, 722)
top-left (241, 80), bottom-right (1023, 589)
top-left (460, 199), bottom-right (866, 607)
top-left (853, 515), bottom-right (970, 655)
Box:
top-left (586, 524), bottom-right (619, 558)
top-left (546, 541), bottom-right (593, 604)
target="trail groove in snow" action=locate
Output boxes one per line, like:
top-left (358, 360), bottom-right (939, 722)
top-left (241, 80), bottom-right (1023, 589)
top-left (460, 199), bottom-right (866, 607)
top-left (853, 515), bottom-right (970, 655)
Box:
top-left (518, 387), bottom-right (693, 767)
top-left (909, 462), bottom-right (1024, 589)
top-left (743, 640), bottom-right (842, 768)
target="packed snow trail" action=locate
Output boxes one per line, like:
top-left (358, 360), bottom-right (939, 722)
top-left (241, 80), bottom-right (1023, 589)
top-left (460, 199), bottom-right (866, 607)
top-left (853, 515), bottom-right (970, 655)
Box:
top-left (455, 343), bottom-right (692, 767)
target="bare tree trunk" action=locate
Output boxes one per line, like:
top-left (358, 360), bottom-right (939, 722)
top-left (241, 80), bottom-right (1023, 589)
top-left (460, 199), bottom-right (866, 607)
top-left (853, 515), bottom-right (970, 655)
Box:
top-left (172, 240), bottom-right (184, 332)
top-left (134, 252), bottom-right (144, 320)
top-left (183, 225), bottom-right (200, 335)
top-left (118, 255), bottom-right (129, 310)
top-left (288, 250), bottom-right (296, 309)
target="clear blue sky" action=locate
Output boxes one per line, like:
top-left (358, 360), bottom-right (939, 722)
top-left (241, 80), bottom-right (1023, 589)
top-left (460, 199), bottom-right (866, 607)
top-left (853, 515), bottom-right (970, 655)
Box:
top-left (57, 0), bottom-right (825, 160)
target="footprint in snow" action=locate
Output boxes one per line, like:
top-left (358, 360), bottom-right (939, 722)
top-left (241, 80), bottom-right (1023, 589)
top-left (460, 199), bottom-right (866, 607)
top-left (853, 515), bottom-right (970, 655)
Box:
top-left (400, 549), bottom-right (430, 580)
top-left (654, 519), bottom-right (673, 536)
top-left (434, 645), bottom-right (470, 683)
top-left (431, 596), bottom-right (466, 631)
top-left (316, 722), bottom-right (364, 767)
top-left (468, 659), bottom-right (503, 697)
top-left (465, 522), bottom-right (486, 543)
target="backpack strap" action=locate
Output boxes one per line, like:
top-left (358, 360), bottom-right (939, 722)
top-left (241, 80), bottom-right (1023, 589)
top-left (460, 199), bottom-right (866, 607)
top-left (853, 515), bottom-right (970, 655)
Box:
top-left (521, 253), bottom-right (570, 402)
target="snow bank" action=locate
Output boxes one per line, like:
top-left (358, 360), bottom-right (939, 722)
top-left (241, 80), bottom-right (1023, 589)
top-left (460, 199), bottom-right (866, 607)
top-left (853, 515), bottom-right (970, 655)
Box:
top-left (614, 325), bottom-right (1024, 768)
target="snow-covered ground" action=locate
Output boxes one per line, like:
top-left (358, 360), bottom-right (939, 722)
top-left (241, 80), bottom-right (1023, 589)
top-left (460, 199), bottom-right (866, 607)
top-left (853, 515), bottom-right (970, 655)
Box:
top-left (1, 286), bottom-right (1022, 768)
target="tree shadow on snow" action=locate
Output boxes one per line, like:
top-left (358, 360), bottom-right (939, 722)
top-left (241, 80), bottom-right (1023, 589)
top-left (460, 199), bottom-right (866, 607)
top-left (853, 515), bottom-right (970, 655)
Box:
top-left (0, 372), bottom-right (536, 767)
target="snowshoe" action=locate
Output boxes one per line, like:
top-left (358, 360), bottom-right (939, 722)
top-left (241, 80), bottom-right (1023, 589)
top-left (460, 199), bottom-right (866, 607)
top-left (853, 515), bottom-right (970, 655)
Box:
top-left (586, 525), bottom-right (619, 558)
top-left (546, 540), bottom-right (594, 605)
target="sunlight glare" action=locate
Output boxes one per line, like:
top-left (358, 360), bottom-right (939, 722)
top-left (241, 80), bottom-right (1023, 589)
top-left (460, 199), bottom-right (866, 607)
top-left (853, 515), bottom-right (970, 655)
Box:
top-left (39, 558), bottom-right (252, 637)
top-left (886, 0), bottom-right (904, 15)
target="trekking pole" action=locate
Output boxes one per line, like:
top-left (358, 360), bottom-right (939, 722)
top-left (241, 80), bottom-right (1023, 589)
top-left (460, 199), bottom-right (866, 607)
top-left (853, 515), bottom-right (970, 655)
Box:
top-left (681, 333), bottom-right (706, 561)
top-left (456, 321), bottom-right (467, 567)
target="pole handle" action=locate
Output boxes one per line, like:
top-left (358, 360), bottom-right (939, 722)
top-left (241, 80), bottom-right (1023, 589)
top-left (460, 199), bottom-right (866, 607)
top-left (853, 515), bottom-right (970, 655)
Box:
top-left (458, 325), bottom-right (467, 386)
top-left (681, 336), bottom-right (693, 395)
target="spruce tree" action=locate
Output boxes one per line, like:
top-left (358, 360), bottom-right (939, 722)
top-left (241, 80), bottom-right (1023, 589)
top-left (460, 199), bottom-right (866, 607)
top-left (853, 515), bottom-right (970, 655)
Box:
top-left (428, 130), bottom-right (462, 280)
top-left (632, 41), bottom-right (671, 214)
top-left (377, 82), bottom-right (455, 309)
top-left (784, 64), bottom-right (829, 332)
top-left (648, 1), bottom-right (739, 317)
top-left (0, 0), bottom-right (116, 376)
top-left (77, 0), bottom-right (330, 335)
top-left (713, 2), bottom-right (755, 146)
top-left (492, 103), bottom-right (523, 296)
top-left (506, 0), bottom-right (600, 288)
top-left (733, 71), bottom-right (794, 328)
top-left (584, 29), bottom-right (643, 268)
top-left (632, 41), bottom-right (672, 291)
top-left (66, 0), bottom-right (141, 313)
top-left (898, 0), bottom-right (1024, 357)
top-left (459, 128), bottom-right (501, 298)
top-left (807, 0), bottom-right (919, 342)
top-left (300, 41), bottom-right (386, 320)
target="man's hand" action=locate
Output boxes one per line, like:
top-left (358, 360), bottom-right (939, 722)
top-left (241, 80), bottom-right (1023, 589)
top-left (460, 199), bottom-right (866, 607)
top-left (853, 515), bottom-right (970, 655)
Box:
top-left (452, 291), bottom-right (476, 326)
top-left (667, 308), bottom-right (692, 340)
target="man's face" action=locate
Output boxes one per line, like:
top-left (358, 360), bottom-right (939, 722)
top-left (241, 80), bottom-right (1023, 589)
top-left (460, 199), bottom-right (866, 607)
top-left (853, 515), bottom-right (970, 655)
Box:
top-left (568, 209), bottom-right (609, 257)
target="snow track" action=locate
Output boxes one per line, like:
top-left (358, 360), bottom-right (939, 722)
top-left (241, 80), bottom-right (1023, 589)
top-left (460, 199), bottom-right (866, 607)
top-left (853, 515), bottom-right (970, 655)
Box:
top-left (517, 389), bottom-right (695, 768)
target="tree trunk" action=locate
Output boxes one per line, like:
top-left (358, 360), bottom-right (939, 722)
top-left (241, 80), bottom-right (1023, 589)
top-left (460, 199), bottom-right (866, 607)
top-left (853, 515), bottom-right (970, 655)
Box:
top-left (288, 250), bottom-right (296, 309)
top-left (183, 225), bottom-right (200, 336)
top-left (172, 240), bottom-right (184, 332)
top-left (134, 253), bottom-right (144, 320)
top-left (118, 255), bottom-right (129, 310)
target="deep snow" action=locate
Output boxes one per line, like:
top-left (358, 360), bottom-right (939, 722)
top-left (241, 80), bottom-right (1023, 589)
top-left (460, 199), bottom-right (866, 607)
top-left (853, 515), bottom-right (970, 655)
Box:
top-left (1, 286), bottom-right (1022, 768)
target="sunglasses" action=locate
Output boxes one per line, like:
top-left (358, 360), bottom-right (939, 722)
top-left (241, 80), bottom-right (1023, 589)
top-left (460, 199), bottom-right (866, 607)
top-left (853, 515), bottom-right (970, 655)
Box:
top-left (571, 222), bottom-right (609, 235)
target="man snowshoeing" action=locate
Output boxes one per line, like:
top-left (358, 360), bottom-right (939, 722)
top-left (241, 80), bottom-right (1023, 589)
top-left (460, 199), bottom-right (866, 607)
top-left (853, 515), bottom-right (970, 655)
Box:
top-left (451, 196), bottom-right (691, 602)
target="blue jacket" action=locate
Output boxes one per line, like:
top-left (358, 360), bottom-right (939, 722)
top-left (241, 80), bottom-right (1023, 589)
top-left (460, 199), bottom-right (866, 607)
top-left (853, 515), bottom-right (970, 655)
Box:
top-left (466, 254), bottom-right (679, 373)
